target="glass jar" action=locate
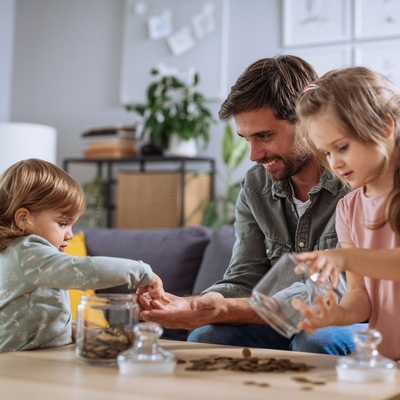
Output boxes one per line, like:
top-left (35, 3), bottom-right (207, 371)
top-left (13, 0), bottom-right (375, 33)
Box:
top-left (250, 252), bottom-right (332, 338)
top-left (76, 293), bottom-right (139, 365)
top-left (336, 329), bottom-right (397, 382)
top-left (118, 322), bottom-right (177, 375)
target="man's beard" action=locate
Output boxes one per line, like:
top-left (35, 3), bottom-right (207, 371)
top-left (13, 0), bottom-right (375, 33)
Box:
top-left (265, 146), bottom-right (314, 182)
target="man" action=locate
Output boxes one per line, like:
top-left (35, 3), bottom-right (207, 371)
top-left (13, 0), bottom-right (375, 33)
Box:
top-left (140, 55), bottom-right (366, 354)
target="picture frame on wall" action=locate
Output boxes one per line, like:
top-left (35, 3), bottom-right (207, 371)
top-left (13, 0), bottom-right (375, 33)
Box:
top-left (282, 0), bottom-right (351, 47)
top-left (354, 0), bottom-right (400, 40)
top-left (354, 39), bottom-right (400, 90)
top-left (120, 0), bottom-right (230, 104)
top-left (283, 45), bottom-right (352, 77)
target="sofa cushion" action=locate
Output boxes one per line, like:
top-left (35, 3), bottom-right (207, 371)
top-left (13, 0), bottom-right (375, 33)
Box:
top-left (74, 226), bottom-right (212, 297)
top-left (192, 225), bottom-right (236, 294)
top-left (64, 231), bottom-right (94, 321)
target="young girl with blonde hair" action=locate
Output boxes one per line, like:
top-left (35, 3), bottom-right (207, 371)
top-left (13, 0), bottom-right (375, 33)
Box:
top-left (0, 158), bottom-right (167, 353)
top-left (293, 66), bottom-right (400, 360)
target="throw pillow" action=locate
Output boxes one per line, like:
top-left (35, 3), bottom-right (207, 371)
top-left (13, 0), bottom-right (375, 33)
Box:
top-left (64, 231), bottom-right (94, 320)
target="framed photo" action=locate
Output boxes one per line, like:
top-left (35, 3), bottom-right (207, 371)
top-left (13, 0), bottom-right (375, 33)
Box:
top-left (354, 40), bottom-right (400, 90)
top-left (282, 0), bottom-right (351, 47)
top-left (354, 0), bottom-right (400, 40)
top-left (283, 45), bottom-right (353, 77)
top-left (120, 0), bottom-right (230, 104)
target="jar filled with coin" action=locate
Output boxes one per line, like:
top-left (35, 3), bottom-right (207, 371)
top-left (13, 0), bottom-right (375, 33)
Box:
top-left (76, 293), bottom-right (139, 365)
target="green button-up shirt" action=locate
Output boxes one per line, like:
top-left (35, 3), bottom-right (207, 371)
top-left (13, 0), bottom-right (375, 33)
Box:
top-left (204, 163), bottom-right (349, 309)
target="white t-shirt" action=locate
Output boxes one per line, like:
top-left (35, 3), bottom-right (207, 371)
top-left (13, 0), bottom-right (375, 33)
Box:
top-left (289, 181), bottom-right (311, 217)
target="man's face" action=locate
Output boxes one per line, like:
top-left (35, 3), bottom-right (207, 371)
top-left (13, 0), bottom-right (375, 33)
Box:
top-left (234, 106), bottom-right (314, 181)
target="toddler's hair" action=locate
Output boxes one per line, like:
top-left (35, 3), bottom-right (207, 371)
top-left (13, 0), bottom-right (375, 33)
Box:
top-left (0, 158), bottom-right (86, 250)
top-left (296, 66), bottom-right (400, 234)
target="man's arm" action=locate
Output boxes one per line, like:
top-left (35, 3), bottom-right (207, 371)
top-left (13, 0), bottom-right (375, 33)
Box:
top-left (139, 292), bottom-right (267, 329)
top-left (140, 178), bottom-right (274, 329)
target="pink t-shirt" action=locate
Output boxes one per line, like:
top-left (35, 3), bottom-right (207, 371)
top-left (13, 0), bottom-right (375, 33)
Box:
top-left (336, 187), bottom-right (400, 360)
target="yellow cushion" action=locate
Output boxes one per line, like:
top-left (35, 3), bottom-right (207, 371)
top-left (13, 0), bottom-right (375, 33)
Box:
top-left (64, 231), bottom-right (94, 320)
top-left (65, 231), bottom-right (87, 257)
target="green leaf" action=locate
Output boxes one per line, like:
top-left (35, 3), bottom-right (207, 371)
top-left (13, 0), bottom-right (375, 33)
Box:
top-left (202, 200), bottom-right (218, 228)
top-left (147, 82), bottom-right (158, 102)
top-left (227, 182), bottom-right (242, 203)
top-left (134, 105), bottom-right (146, 116)
top-left (222, 124), bottom-right (234, 165)
top-left (228, 138), bottom-right (248, 171)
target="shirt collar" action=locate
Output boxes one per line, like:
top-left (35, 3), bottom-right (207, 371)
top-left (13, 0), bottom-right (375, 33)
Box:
top-left (272, 168), bottom-right (343, 199)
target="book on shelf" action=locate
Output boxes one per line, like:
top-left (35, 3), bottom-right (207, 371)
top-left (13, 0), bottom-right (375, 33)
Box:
top-left (81, 125), bottom-right (137, 159)
top-left (86, 138), bottom-right (136, 150)
top-left (81, 125), bottom-right (136, 140)
top-left (83, 147), bottom-right (137, 159)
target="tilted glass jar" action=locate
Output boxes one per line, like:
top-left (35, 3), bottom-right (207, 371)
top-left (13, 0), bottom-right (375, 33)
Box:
top-left (250, 252), bottom-right (332, 338)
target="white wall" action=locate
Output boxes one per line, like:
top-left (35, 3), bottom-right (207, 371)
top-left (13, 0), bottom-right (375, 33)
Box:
top-left (6, 0), bottom-right (282, 194)
top-left (0, 0), bottom-right (16, 122)
top-left (7, 0), bottom-right (396, 197)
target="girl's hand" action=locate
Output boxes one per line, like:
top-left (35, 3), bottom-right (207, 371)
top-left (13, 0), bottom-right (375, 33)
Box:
top-left (295, 249), bottom-right (349, 289)
top-left (136, 273), bottom-right (171, 304)
top-left (292, 291), bottom-right (344, 334)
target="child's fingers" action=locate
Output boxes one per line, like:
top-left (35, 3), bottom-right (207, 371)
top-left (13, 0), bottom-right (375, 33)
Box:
top-left (292, 298), bottom-right (307, 312)
top-left (136, 287), bottom-right (145, 295)
top-left (161, 294), bottom-right (171, 304)
top-left (137, 293), bottom-right (152, 310)
top-left (298, 320), bottom-right (316, 335)
top-left (150, 299), bottom-right (168, 310)
top-left (296, 252), bottom-right (317, 262)
top-left (326, 290), bottom-right (338, 308)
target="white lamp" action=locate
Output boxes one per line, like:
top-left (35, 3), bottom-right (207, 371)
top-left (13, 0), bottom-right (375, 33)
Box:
top-left (0, 122), bottom-right (57, 174)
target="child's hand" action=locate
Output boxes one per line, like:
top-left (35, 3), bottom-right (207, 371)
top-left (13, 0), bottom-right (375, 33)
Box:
top-left (136, 273), bottom-right (170, 304)
top-left (295, 250), bottom-right (349, 289)
top-left (292, 291), bottom-right (344, 334)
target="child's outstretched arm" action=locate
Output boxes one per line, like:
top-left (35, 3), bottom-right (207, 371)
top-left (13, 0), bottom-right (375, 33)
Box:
top-left (296, 246), bottom-right (400, 288)
top-left (136, 272), bottom-right (170, 304)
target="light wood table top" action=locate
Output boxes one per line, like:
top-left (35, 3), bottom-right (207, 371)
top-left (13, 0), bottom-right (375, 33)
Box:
top-left (1, 340), bottom-right (399, 400)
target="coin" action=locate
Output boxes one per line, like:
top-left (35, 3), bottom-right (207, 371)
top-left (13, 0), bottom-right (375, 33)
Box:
top-left (242, 347), bottom-right (251, 359)
top-left (78, 323), bottom-right (133, 360)
top-left (185, 349), bottom-right (315, 373)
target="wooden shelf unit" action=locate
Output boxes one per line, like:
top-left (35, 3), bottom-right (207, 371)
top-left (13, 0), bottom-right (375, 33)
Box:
top-left (63, 156), bottom-right (215, 228)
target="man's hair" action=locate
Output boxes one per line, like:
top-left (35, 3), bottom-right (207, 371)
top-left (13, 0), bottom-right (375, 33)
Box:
top-left (219, 55), bottom-right (318, 123)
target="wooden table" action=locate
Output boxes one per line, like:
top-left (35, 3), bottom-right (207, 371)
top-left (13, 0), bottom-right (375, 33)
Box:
top-left (1, 341), bottom-right (399, 400)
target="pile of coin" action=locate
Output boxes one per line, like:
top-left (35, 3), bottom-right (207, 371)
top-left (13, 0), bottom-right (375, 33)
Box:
top-left (77, 323), bottom-right (133, 360)
top-left (185, 348), bottom-right (315, 373)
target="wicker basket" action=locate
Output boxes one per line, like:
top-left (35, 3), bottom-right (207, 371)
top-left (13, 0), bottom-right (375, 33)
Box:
top-left (116, 171), bottom-right (211, 229)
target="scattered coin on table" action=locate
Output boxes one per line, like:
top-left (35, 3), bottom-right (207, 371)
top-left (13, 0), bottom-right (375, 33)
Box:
top-left (184, 348), bottom-right (315, 373)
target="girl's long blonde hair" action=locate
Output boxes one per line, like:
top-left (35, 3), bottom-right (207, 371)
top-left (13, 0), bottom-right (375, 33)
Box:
top-left (296, 66), bottom-right (400, 234)
top-left (0, 158), bottom-right (86, 251)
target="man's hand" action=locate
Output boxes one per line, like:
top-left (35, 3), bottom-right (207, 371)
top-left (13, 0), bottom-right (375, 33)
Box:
top-left (138, 292), bottom-right (225, 330)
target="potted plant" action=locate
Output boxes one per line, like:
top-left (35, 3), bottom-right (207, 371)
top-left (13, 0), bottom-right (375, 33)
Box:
top-left (201, 123), bottom-right (248, 229)
top-left (126, 68), bottom-right (216, 157)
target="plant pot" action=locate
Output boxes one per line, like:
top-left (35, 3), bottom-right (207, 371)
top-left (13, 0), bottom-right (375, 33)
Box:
top-left (168, 134), bottom-right (197, 157)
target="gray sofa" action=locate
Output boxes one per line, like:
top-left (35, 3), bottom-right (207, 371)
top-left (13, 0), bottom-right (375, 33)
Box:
top-left (73, 225), bottom-right (236, 341)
